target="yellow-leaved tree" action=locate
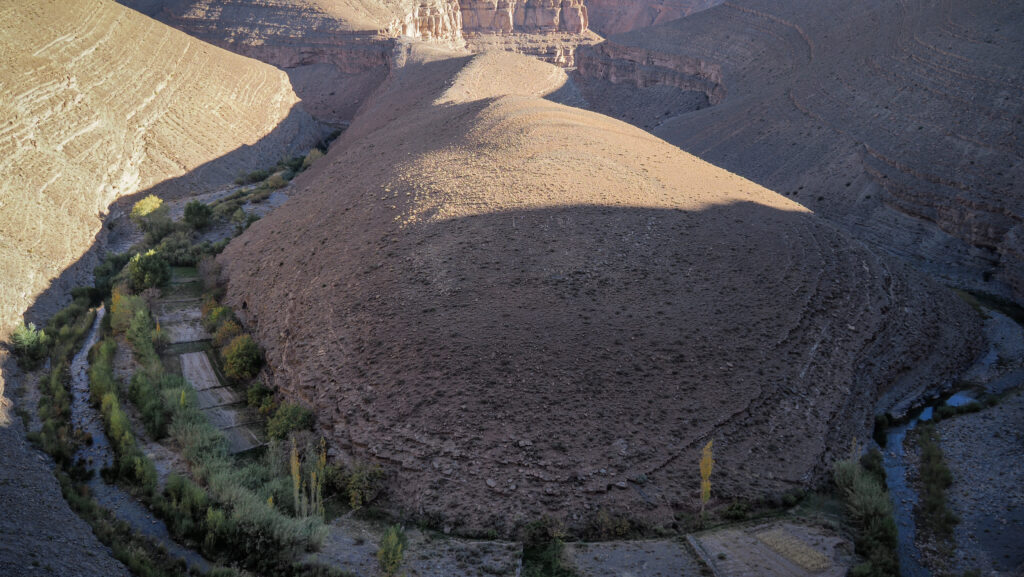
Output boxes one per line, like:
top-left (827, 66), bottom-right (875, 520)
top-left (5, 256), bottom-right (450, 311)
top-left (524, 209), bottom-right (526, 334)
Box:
top-left (700, 439), bottom-right (714, 522)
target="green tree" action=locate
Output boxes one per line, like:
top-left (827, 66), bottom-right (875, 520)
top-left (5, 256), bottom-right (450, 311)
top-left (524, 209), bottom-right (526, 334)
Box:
top-left (221, 334), bottom-right (261, 381)
top-left (184, 200), bottom-right (212, 230)
top-left (11, 322), bottom-right (49, 368)
top-left (125, 249), bottom-right (170, 291)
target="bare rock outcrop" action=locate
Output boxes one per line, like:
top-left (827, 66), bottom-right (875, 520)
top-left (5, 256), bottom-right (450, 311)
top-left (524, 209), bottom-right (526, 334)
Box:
top-left (576, 0), bottom-right (1024, 304)
top-left (220, 45), bottom-right (980, 534)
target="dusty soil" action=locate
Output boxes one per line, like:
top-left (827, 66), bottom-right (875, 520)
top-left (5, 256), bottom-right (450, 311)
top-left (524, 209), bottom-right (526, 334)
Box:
top-left (691, 521), bottom-right (853, 577)
top-left (577, 0), bottom-right (1024, 304)
top-left (931, 389), bottom-right (1024, 576)
top-left (308, 515), bottom-right (522, 576)
top-left (220, 45), bottom-right (980, 534)
top-left (564, 539), bottom-right (703, 576)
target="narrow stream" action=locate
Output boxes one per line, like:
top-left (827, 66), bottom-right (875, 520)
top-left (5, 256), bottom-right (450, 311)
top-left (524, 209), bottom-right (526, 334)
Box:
top-left (70, 306), bottom-right (211, 573)
top-left (879, 393), bottom-right (973, 577)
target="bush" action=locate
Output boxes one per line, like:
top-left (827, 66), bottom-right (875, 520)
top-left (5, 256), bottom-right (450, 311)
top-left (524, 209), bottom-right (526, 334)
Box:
top-left (266, 173), bottom-right (288, 189)
top-left (234, 169), bottom-right (270, 185)
top-left (212, 320), bottom-right (243, 349)
top-left (267, 403), bottom-right (313, 440)
top-left (94, 252), bottom-right (133, 296)
top-left (202, 305), bottom-right (235, 333)
top-left (916, 424), bottom-right (958, 540)
top-left (11, 321), bottom-right (49, 369)
top-left (130, 194), bottom-right (166, 226)
top-left (834, 447), bottom-right (899, 577)
top-left (155, 231), bottom-right (198, 266)
top-left (221, 334), bottom-right (262, 381)
top-left (377, 525), bottom-right (406, 576)
top-left (125, 249), bottom-right (170, 291)
top-left (247, 382), bottom-right (276, 416)
top-left (301, 148), bottom-right (324, 170)
top-left (184, 200), bottom-right (213, 230)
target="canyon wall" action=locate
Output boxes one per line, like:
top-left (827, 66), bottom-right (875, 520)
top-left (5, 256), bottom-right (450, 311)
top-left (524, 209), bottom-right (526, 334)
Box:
top-left (0, 0), bottom-right (326, 342)
top-left (578, 0), bottom-right (1024, 304)
top-left (586, 0), bottom-right (722, 36)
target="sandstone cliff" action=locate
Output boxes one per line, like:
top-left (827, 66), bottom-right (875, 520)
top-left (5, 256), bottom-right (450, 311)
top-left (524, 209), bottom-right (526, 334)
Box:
top-left (576, 0), bottom-right (1024, 304)
top-left (118, 0), bottom-right (600, 113)
top-left (0, 0), bottom-right (326, 341)
top-left (220, 45), bottom-right (980, 534)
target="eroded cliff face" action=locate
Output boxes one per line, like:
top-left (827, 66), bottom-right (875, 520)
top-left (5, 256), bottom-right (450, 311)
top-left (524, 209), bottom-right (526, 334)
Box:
top-left (586, 0), bottom-right (721, 35)
top-left (0, 0), bottom-right (326, 341)
top-left (460, 0), bottom-right (587, 34)
top-left (575, 42), bottom-right (725, 104)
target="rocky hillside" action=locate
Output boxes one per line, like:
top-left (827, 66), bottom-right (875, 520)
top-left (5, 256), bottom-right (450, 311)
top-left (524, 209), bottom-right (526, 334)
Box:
top-left (586, 0), bottom-right (722, 36)
top-left (117, 0), bottom-right (599, 123)
top-left (0, 0), bottom-right (326, 340)
top-left (220, 44), bottom-right (980, 534)
top-left (575, 0), bottom-right (1024, 304)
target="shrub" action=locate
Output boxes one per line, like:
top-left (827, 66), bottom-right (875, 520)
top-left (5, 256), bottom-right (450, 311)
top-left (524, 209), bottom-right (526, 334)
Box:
top-left (94, 252), bottom-right (132, 296)
top-left (301, 148), bottom-right (324, 170)
top-left (234, 169), bottom-right (270, 185)
top-left (202, 305), bottom-right (235, 333)
top-left (11, 321), bottom-right (49, 369)
top-left (916, 424), bottom-right (958, 540)
top-left (212, 320), bottom-right (243, 349)
top-left (266, 173), bottom-right (288, 189)
top-left (221, 334), bottom-right (261, 381)
top-left (155, 231), bottom-right (198, 266)
top-left (247, 381), bottom-right (276, 415)
top-left (377, 525), bottom-right (405, 576)
top-left (125, 250), bottom-right (170, 291)
top-left (130, 194), bottom-right (166, 226)
top-left (184, 200), bottom-right (213, 230)
top-left (834, 445), bottom-right (899, 577)
top-left (267, 403), bottom-right (313, 440)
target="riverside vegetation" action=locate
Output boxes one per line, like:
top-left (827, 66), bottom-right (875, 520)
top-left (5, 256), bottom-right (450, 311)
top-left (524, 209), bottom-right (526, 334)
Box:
top-left (12, 153), bottom-right (391, 576)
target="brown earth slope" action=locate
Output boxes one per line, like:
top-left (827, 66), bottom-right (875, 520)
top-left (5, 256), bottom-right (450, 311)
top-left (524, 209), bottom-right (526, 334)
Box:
top-left (0, 0), bottom-right (326, 342)
top-left (220, 45), bottom-right (981, 534)
top-left (575, 0), bottom-right (1024, 304)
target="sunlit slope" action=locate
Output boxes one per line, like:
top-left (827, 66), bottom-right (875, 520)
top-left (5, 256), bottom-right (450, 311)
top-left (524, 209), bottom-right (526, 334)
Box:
top-left (221, 47), bottom-right (980, 532)
top-left (0, 0), bottom-right (325, 339)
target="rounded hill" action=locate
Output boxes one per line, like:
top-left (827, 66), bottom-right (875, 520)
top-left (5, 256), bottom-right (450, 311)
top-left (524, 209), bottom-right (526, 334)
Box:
top-left (220, 47), bottom-right (980, 532)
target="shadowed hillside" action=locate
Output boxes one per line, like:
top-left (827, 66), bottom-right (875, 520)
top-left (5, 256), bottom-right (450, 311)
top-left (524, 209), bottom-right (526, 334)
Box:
top-left (220, 45), bottom-right (981, 533)
top-left (0, 0), bottom-right (327, 342)
top-left (575, 0), bottom-right (1024, 304)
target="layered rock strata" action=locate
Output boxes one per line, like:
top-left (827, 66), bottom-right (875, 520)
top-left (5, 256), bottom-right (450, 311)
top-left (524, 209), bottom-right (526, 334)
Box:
top-left (577, 0), bottom-right (1024, 303)
top-left (586, 0), bottom-right (722, 36)
top-left (220, 45), bottom-right (981, 534)
top-left (0, 0), bottom-right (325, 342)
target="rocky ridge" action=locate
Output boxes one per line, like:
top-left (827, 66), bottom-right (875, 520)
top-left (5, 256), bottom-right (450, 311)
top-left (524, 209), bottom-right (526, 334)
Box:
top-left (219, 44), bottom-right (981, 534)
top-left (575, 0), bottom-right (1024, 304)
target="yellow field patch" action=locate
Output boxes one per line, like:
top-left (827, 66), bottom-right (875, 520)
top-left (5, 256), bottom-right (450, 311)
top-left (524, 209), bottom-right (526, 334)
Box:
top-left (755, 528), bottom-right (832, 572)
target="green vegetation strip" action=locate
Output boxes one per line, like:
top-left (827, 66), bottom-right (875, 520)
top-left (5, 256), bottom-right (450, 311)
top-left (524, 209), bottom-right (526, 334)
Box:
top-left (914, 424), bottom-right (958, 541)
top-left (833, 446), bottom-right (899, 577)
